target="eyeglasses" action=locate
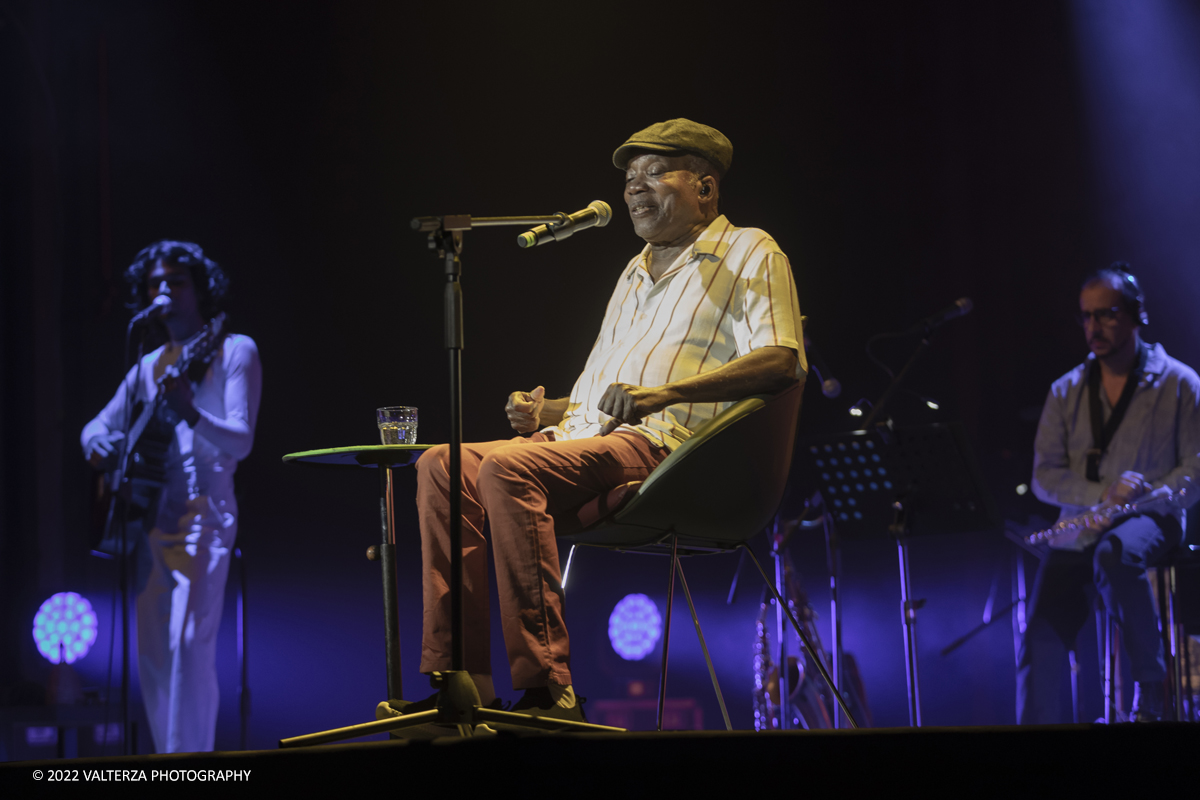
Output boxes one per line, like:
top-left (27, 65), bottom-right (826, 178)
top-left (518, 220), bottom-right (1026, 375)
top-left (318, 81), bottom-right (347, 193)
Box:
top-left (1076, 307), bottom-right (1123, 325)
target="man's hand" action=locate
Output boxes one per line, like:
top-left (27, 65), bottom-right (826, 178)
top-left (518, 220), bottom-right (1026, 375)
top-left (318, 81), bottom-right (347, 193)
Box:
top-left (506, 386), bottom-right (546, 433)
top-left (1101, 470), bottom-right (1152, 506)
top-left (86, 431), bottom-right (126, 470)
top-left (161, 366), bottom-right (201, 427)
top-left (598, 382), bottom-right (675, 436)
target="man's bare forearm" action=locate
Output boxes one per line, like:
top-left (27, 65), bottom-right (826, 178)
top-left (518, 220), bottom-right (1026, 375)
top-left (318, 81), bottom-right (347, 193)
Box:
top-left (598, 346), bottom-right (801, 433)
top-left (659, 346), bottom-right (800, 405)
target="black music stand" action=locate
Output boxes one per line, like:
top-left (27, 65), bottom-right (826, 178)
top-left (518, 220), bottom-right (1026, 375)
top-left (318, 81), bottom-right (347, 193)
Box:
top-left (799, 422), bottom-right (998, 726)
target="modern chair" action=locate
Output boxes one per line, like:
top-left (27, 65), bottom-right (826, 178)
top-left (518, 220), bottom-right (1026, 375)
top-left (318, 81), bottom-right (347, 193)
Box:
top-left (562, 380), bottom-right (858, 730)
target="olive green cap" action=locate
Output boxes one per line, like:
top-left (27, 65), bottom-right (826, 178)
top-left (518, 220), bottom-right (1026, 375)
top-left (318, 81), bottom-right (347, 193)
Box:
top-left (612, 118), bottom-right (732, 176)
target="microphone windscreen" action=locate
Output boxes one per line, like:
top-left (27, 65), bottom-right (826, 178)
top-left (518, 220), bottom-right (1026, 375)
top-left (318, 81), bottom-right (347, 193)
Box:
top-left (589, 201), bottom-right (612, 227)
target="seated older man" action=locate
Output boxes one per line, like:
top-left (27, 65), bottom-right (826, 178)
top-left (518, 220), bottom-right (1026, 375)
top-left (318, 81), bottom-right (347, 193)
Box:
top-left (400, 119), bottom-right (807, 721)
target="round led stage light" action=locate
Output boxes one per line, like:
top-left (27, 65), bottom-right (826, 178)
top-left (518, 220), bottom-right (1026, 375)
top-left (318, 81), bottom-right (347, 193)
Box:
top-left (33, 592), bottom-right (98, 664)
top-left (608, 593), bottom-right (662, 661)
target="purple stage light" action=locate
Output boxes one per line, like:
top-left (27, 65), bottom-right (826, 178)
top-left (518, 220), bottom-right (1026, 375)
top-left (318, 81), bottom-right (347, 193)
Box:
top-left (1071, 1), bottom-right (1200, 363)
top-left (608, 593), bottom-right (663, 661)
top-left (33, 592), bottom-right (98, 665)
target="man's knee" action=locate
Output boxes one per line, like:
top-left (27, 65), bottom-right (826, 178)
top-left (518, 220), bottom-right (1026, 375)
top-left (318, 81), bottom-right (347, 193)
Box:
top-left (416, 444), bottom-right (452, 482)
top-left (477, 445), bottom-right (529, 490)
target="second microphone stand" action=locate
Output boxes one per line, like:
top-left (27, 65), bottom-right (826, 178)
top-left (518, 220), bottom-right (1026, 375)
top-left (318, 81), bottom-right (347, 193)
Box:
top-left (859, 325), bottom-right (936, 728)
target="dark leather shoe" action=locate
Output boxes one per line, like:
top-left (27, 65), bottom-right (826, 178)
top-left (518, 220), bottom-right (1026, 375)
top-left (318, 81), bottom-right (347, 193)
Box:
top-left (376, 693), bottom-right (509, 740)
top-left (383, 692), bottom-right (439, 716)
top-left (379, 692), bottom-right (507, 717)
top-left (511, 687), bottom-right (589, 723)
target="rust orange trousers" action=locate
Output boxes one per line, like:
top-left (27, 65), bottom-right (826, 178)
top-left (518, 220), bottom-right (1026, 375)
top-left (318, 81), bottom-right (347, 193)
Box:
top-left (415, 431), bottom-right (668, 689)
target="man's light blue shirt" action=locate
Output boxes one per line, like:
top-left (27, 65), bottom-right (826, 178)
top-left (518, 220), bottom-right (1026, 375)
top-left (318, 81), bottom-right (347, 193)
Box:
top-left (1032, 342), bottom-right (1200, 523)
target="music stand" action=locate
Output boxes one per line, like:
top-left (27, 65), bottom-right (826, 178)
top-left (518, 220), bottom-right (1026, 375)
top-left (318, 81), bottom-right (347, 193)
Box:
top-left (799, 422), bottom-right (998, 726)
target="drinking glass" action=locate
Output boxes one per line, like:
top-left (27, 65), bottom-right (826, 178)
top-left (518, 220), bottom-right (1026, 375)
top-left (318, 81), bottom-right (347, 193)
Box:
top-left (376, 406), bottom-right (418, 445)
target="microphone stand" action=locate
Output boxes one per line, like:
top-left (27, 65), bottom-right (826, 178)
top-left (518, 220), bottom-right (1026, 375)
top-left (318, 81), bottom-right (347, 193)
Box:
top-left (388, 212), bottom-right (621, 736)
top-left (279, 212), bottom-right (628, 747)
top-left (411, 214), bottom-right (562, 670)
top-left (858, 329), bottom-right (936, 432)
top-left (102, 319), bottom-right (150, 755)
top-left (858, 324), bottom-right (939, 728)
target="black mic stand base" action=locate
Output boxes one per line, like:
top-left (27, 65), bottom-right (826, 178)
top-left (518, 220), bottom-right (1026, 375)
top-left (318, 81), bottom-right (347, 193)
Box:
top-left (278, 671), bottom-right (622, 747)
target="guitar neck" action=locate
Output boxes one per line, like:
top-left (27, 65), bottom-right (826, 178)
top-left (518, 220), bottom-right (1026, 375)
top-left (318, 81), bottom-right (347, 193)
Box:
top-left (110, 314), bottom-right (226, 485)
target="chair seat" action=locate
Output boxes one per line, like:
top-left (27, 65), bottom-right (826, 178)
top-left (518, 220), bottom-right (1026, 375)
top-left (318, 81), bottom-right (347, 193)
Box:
top-left (562, 381), bottom-right (804, 554)
top-left (551, 381), bottom-right (858, 731)
top-left (576, 481), bottom-right (643, 531)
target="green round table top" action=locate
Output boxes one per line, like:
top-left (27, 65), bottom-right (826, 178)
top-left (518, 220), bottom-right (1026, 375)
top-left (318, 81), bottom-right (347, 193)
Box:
top-left (282, 444), bottom-right (434, 468)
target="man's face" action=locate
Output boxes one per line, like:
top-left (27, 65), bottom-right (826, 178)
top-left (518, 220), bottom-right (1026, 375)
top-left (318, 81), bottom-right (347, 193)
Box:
top-left (1080, 279), bottom-right (1137, 359)
top-left (623, 153), bottom-right (707, 244)
top-left (147, 259), bottom-right (204, 336)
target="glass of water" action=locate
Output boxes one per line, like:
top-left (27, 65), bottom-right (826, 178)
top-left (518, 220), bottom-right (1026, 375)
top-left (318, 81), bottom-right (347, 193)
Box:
top-left (376, 406), bottom-right (418, 445)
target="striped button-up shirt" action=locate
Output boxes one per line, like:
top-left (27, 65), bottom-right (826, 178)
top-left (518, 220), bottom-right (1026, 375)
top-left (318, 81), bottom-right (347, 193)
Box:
top-left (1032, 342), bottom-right (1200, 522)
top-left (547, 215), bottom-right (806, 450)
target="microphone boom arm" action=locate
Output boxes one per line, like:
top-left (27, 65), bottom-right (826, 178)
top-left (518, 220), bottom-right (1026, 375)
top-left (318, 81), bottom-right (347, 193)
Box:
top-left (411, 214), bottom-right (566, 233)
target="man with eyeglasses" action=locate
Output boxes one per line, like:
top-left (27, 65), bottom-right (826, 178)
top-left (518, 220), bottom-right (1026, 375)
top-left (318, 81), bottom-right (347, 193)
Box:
top-left (1018, 264), bottom-right (1200, 723)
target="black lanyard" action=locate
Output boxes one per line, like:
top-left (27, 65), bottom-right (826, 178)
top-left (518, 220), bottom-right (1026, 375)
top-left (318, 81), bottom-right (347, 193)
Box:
top-left (1086, 344), bottom-right (1147, 482)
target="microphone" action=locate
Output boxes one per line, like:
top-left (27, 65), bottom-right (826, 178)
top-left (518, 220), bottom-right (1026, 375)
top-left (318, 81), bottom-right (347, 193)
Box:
top-left (803, 336), bottom-right (842, 399)
top-left (129, 295), bottom-right (172, 325)
top-left (912, 297), bottom-right (973, 333)
top-left (517, 201), bottom-right (612, 248)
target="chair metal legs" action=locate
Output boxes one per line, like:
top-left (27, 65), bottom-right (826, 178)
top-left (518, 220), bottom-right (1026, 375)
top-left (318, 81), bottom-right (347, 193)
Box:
top-left (655, 532), bottom-right (733, 731)
top-left (656, 535), bottom-right (678, 731)
top-left (1156, 564), bottom-right (1188, 721)
top-left (646, 534), bottom-right (860, 731)
top-left (1095, 564), bottom-right (1189, 724)
top-left (674, 552), bottom-right (733, 730)
top-left (1099, 608), bottom-right (1123, 724)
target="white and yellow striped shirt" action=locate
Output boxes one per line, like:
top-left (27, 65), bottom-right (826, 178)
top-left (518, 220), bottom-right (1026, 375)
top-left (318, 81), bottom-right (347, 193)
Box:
top-left (548, 215), bottom-right (806, 450)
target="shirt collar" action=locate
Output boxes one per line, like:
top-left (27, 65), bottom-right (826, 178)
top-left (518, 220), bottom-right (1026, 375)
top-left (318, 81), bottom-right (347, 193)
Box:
top-left (1144, 341), bottom-right (1167, 375)
top-left (689, 214), bottom-right (733, 261)
top-left (626, 215), bottom-right (733, 282)
top-left (1083, 340), bottom-right (1166, 377)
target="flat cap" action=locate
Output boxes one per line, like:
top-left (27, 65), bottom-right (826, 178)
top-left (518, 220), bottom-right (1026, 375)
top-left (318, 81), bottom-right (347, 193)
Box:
top-left (613, 119), bottom-right (732, 176)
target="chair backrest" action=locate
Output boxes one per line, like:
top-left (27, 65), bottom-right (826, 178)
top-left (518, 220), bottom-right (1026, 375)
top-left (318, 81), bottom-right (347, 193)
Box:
top-left (564, 380), bottom-right (804, 551)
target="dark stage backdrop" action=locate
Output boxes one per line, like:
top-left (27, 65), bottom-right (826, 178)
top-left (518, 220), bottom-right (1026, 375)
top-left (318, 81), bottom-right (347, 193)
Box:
top-left (3, 0), bottom-right (1197, 750)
